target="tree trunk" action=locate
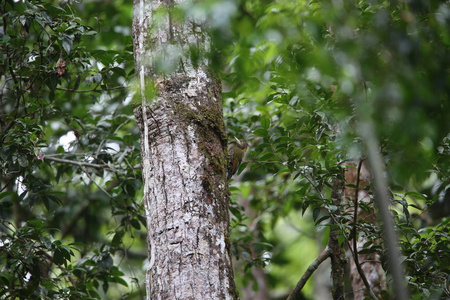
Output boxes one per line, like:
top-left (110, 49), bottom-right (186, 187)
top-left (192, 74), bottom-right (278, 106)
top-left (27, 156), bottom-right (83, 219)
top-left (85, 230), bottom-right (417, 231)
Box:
top-left (132, 1), bottom-right (238, 299)
top-left (344, 161), bottom-right (386, 299)
top-left (329, 179), bottom-right (347, 300)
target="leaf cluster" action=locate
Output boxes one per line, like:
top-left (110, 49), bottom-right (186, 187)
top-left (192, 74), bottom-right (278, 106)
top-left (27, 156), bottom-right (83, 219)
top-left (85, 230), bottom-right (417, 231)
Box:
top-left (222, 0), bottom-right (450, 297)
top-left (1, 0), bottom-right (144, 298)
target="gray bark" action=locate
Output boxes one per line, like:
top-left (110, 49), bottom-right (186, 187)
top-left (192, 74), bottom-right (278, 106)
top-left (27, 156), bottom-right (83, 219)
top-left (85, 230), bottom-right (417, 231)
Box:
top-left (132, 0), bottom-right (238, 299)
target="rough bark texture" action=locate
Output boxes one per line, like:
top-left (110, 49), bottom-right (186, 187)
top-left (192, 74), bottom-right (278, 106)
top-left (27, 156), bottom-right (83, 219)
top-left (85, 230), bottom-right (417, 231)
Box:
top-left (343, 161), bottom-right (386, 299)
top-left (329, 179), bottom-right (347, 300)
top-left (132, 0), bottom-right (238, 299)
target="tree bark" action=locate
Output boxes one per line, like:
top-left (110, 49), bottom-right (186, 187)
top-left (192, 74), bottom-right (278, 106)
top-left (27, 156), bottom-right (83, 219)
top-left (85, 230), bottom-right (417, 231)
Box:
top-left (344, 161), bottom-right (386, 300)
top-left (132, 1), bottom-right (238, 299)
top-left (329, 180), bottom-right (347, 300)
top-left (328, 178), bottom-right (347, 300)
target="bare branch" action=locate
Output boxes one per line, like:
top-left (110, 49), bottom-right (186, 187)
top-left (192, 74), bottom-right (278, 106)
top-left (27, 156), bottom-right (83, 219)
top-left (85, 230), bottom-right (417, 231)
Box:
top-left (56, 85), bottom-right (125, 93)
top-left (82, 167), bottom-right (113, 199)
top-left (44, 156), bottom-right (109, 169)
top-left (286, 246), bottom-right (332, 300)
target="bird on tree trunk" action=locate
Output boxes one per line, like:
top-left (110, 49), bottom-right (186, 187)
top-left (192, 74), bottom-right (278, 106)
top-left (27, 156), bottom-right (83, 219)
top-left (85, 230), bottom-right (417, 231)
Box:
top-left (227, 138), bottom-right (247, 180)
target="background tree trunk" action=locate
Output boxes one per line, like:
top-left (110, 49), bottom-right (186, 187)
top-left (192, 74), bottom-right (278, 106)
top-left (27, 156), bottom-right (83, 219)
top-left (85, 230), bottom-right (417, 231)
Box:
top-left (329, 180), bottom-right (347, 300)
top-left (132, 0), bottom-right (238, 298)
top-left (344, 161), bottom-right (386, 299)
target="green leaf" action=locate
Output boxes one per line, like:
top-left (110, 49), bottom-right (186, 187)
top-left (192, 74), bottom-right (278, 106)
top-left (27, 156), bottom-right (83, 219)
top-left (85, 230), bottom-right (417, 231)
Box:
top-left (0, 191), bottom-right (15, 200)
top-left (260, 117), bottom-right (270, 130)
top-left (253, 128), bottom-right (268, 137)
top-left (237, 162), bottom-right (248, 175)
top-left (358, 248), bottom-right (376, 255)
top-left (130, 218), bottom-right (141, 230)
top-left (53, 249), bottom-right (66, 266)
top-left (315, 215), bottom-right (329, 225)
top-left (275, 168), bottom-right (291, 175)
top-left (28, 220), bottom-right (45, 228)
top-left (259, 152), bottom-right (277, 161)
top-left (312, 207), bottom-right (320, 221)
top-left (137, 215), bottom-right (147, 227)
top-left (252, 242), bottom-right (273, 248)
top-left (405, 191), bottom-right (427, 200)
top-left (108, 276), bottom-right (128, 287)
top-left (111, 231), bottom-right (123, 248)
top-left (62, 36), bottom-right (73, 53)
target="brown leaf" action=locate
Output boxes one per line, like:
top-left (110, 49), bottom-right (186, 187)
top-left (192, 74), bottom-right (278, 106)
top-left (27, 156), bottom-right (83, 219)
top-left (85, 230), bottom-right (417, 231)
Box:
top-left (56, 58), bottom-right (67, 77)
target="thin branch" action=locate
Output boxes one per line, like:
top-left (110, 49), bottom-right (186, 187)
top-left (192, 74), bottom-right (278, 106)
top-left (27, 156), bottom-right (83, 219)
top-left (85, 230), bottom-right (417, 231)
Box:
top-left (0, 176), bottom-right (15, 193)
top-left (45, 153), bottom-right (91, 157)
top-left (353, 160), bottom-right (363, 236)
top-left (286, 246), bottom-right (332, 300)
top-left (55, 85), bottom-right (125, 93)
top-left (82, 167), bottom-right (113, 199)
top-left (44, 156), bottom-right (109, 169)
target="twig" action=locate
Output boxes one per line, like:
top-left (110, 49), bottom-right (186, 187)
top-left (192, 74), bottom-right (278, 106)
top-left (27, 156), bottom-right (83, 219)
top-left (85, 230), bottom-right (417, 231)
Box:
top-left (44, 156), bottom-right (109, 169)
top-left (286, 246), bottom-right (332, 300)
top-left (82, 167), bottom-right (113, 199)
top-left (0, 176), bottom-right (15, 193)
top-left (56, 85), bottom-right (125, 93)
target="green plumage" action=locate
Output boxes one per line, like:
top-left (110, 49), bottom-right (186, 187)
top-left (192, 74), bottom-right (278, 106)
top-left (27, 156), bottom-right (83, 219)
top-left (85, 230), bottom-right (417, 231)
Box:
top-left (227, 139), bottom-right (247, 179)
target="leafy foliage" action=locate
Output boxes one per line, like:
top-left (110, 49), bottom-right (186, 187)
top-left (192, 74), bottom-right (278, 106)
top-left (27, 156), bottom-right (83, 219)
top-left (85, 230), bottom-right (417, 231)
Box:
top-left (1, 0), bottom-right (144, 298)
top-left (222, 0), bottom-right (450, 298)
top-left (1, 0), bottom-right (449, 299)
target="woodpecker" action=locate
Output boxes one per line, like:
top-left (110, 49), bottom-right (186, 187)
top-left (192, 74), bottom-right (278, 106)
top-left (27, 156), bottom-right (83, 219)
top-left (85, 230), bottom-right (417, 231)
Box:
top-left (227, 138), bottom-right (247, 180)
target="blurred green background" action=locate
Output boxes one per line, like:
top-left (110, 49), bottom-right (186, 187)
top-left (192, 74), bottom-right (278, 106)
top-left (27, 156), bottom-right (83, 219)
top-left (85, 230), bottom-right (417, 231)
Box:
top-left (1, 0), bottom-right (449, 299)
